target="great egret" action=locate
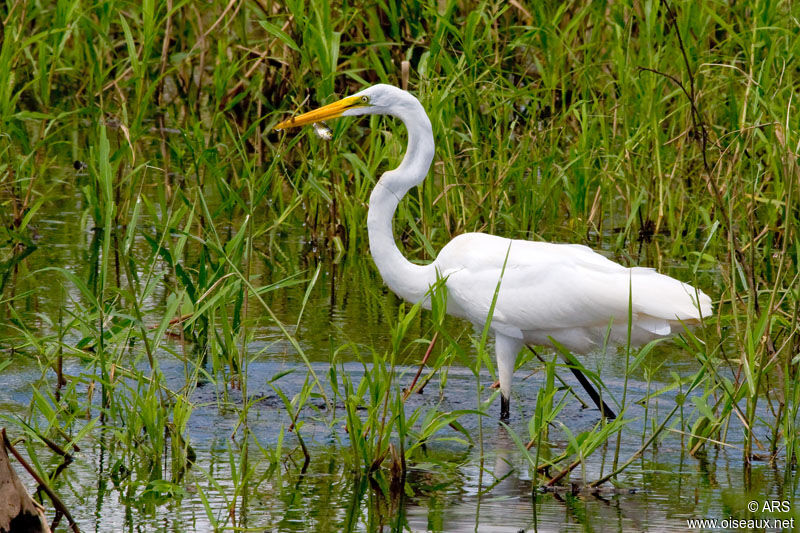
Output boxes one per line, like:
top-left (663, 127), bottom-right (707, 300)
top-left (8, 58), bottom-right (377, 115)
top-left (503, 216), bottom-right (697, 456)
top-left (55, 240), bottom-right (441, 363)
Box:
top-left (275, 84), bottom-right (712, 420)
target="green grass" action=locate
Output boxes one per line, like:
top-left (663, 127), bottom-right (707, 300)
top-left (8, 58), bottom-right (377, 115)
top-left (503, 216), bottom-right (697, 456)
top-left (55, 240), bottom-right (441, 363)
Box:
top-left (1, 0), bottom-right (799, 529)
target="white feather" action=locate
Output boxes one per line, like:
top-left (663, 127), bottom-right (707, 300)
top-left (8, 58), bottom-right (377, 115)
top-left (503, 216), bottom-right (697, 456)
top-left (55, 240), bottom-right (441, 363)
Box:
top-left (437, 233), bottom-right (711, 353)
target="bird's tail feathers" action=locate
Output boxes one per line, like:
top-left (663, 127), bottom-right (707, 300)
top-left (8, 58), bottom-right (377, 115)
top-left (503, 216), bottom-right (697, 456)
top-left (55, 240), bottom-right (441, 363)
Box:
top-left (628, 267), bottom-right (712, 322)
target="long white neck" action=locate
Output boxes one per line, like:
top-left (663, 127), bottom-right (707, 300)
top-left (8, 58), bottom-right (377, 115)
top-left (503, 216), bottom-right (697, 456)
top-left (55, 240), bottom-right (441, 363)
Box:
top-left (367, 106), bottom-right (437, 304)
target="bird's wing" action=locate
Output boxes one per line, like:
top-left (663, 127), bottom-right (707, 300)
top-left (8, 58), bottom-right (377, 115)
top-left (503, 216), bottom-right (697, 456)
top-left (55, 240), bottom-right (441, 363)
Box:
top-left (436, 233), bottom-right (711, 341)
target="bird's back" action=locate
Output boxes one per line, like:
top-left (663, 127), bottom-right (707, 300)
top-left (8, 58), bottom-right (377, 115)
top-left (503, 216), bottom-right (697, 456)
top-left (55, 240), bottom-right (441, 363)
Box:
top-left (435, 232), bottom-right (712, 353)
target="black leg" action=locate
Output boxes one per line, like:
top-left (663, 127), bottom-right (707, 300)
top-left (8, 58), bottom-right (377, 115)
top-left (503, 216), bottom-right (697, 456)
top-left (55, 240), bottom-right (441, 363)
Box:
top-left (500, 394), bottom-right (510, 421)
top-left (526, 346), bottom-right (617, 420)
top-left (564, 365), bottom-right (617, 420)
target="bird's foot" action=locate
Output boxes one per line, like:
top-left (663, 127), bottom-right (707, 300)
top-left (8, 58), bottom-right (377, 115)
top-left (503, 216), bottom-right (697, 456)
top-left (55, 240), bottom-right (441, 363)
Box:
top-left (489, 380), bottom-right (500, 389)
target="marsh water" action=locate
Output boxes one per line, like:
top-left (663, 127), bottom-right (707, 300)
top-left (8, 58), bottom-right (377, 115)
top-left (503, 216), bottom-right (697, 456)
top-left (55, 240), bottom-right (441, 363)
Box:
top-left (1, 169), bottom-right (795, 532)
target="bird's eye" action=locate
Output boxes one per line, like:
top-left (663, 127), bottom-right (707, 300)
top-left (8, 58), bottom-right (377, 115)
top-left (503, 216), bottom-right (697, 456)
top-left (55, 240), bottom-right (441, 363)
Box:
top-left (361, 96), bottom-right (369, 104)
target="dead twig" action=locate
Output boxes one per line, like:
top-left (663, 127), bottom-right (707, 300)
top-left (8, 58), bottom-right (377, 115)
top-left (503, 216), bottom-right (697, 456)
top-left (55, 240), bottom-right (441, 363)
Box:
top-left (3, 429), bottom-right (79, 533)
top-left (403, 332), bottom-right (438, 400)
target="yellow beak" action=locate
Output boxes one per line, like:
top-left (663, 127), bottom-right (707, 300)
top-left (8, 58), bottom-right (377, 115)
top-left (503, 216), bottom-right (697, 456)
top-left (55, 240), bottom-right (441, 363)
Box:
top-left (274, 95), bottom-right (366, 130)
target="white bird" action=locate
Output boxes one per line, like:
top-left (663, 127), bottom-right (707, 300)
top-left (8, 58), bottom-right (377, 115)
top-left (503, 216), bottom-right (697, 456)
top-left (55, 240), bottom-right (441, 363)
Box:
top-left (275, 84), bottom-right (713, 419)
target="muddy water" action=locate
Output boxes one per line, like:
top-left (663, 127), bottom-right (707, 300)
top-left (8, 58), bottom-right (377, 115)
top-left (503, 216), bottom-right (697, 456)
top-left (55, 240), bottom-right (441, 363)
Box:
top-left (1, 186), bottom-right (795, 532)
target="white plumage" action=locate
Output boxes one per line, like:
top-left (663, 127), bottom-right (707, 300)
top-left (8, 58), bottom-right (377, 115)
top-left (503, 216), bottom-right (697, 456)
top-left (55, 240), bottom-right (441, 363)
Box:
top-left (276, 84), bottom-right (713, 419)
top-left (438, 233), bottom-right (710, 351)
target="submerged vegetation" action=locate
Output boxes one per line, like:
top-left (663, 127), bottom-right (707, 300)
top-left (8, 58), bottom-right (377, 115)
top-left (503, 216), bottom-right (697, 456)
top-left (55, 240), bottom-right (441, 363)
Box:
top-left (0, 0), bottom-right (799, 529)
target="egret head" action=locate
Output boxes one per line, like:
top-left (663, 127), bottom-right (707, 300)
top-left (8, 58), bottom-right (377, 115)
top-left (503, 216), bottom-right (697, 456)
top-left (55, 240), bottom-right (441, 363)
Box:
top-left (274, 84), bottom-right (421, 130)
top-left (275, 83), bottom-right (434, 195)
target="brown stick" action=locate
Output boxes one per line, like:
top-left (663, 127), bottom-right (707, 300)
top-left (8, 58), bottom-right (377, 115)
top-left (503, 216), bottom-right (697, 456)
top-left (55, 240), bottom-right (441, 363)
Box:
top-left (545, 458), bottom-right (581, 486)
top-left (402, 332), bottom-right (439, 401)
top-left (36, 433), bottom-right (74, 460)
top-left (3, 429), bottom-right (80, 533)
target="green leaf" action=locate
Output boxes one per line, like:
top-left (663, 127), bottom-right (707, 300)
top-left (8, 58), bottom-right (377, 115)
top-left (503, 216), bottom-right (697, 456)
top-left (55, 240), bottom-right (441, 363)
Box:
top-left (259, 20), bottom-right (301, 52)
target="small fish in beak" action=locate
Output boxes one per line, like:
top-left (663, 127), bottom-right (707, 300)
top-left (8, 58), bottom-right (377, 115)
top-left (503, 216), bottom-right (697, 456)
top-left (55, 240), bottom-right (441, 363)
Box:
top-left (312, 121), bottom-right (333, 141)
